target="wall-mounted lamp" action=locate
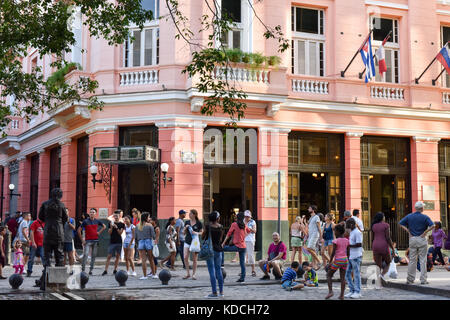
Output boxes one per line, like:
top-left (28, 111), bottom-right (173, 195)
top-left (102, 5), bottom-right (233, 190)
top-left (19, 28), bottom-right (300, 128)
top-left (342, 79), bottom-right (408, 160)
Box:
top-left (160, 163), bottom-right (172, 188)
top-left (9, 184), bottom-right (21, 199)
top-left (90, 164), bottom-right (103, 189)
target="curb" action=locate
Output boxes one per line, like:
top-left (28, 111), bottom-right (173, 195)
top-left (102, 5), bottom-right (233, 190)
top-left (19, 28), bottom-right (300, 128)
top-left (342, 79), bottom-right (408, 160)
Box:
top-left (383, 281), bottom-right (450, 298)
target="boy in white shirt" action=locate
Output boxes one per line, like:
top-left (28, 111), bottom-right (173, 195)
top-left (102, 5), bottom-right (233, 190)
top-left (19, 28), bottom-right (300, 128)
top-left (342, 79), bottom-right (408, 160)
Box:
top-left (344, 218), bottom-right (363, 299)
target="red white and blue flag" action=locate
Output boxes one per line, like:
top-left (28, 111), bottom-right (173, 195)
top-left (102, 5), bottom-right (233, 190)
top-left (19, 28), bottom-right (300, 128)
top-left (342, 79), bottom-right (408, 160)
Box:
top-left (360, 35), bottom-right (376, 83)
top-left (436, 42), bottom-right (450, 74)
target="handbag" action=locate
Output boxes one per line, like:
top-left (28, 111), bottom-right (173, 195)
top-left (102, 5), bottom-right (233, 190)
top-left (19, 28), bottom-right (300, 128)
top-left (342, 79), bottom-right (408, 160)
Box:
top-left (152, 240), bottom-right (159, 258)
top-left (199, 226), bottom-right (214, 260)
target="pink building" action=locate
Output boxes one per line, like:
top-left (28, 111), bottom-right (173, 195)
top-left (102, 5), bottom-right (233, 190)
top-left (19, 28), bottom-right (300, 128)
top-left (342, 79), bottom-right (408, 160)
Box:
top-left (1, 0), bottom-right (450, 255)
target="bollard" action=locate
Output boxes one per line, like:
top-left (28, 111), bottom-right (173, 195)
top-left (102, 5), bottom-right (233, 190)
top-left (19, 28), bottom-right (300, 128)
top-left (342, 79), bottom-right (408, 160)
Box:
top-left (9, 274), bottom-right (23, 290)
top-left (115, 270), bottom-right (128, 287)
top-left (159, 269), bottom-right (171, 285)
top-left (79, 271), bottom-right (89, 289)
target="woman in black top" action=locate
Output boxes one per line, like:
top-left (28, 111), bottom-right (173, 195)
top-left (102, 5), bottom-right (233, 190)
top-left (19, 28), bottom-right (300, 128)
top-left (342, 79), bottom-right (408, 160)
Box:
top-left (202, 211), bottom-right (224, 298)
top-left (183, 209), bottom-right (203, 280)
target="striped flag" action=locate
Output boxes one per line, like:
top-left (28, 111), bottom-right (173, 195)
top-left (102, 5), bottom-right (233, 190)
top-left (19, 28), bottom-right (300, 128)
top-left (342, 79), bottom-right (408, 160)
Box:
top-left (436, 42), bottom-right (450, 74)
top-left (375, 32), bottom-right (391, 76)
top-left (360, 35), bottom-right (376, 83)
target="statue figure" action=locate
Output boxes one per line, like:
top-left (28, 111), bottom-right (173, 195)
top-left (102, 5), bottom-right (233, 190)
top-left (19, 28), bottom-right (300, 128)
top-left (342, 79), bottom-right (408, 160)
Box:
top-left (37, 188), bottom-right (68, 290)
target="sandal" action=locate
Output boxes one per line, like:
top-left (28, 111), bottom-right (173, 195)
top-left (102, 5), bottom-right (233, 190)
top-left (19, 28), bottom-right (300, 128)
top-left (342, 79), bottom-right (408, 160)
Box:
top-left (252, 271), bottom-right (256, 277)
top-left (183, 275), bottom-right (191, 279)
top-left (192, 275), bottom-right (197, 280)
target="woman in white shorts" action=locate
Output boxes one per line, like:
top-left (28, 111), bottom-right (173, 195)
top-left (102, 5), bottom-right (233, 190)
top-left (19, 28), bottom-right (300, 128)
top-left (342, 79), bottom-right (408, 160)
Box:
top-left (160, 217), bottom-right (177, 271)
top-left (123, 216), bottom-right (137, 276)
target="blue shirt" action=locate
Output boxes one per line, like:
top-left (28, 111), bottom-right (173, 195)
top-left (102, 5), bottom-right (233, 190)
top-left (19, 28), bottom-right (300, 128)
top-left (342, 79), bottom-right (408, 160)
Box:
top-left (399, 212), bottom-right (433, 237)
top-left (281, 267), bottom-right (297, 282)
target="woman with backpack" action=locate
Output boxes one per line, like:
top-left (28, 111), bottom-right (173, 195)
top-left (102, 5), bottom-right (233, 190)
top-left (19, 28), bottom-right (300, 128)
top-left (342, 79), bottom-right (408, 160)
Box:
top-left (202, 211), bottom-right (224, 298)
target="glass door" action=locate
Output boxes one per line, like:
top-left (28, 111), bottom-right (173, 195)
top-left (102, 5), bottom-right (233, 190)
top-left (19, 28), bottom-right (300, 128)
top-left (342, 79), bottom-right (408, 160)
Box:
top-left (395, 175), bottom-right (408, 249)
top-left (328, 173), bottom-right (341, 222)
top-left (440, 176), bottom-right (448, 231)
top-left (361, 174), bottom-right (371, 250)
top-left (203, 169), bottom-right (212, 221)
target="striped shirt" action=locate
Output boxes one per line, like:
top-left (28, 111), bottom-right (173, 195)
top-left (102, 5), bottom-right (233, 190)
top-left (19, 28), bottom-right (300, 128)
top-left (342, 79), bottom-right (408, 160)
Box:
top-left (281, 267), bottom-right (297, 282)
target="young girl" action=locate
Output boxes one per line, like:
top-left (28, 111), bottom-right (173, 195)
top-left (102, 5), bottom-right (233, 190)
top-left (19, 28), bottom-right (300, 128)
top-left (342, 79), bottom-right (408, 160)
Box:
top-left (13, 240), bottom-right (25, 274)
top-left (150, 216), bottom-right (160, 276)
top-left (325, 224), bottom-right (349, 300)
top-left (123, 216), bottom-right (137, 276)
top-left (160, 217), bottom-right (177, 271)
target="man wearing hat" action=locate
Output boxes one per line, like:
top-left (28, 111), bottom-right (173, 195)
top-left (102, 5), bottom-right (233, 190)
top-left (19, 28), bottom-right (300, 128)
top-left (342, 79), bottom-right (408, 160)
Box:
top-left (174, 210), bottom-right (187, 269)
top-left (244, 210), bottom-right (257, 277)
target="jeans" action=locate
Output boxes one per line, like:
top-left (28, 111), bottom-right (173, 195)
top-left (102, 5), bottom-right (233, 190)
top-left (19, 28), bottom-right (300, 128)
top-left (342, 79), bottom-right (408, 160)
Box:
top-left (82, 241), bottom-right (98, 272)
top-left (223, 245), bottom-right (246, 280)
top-left (206, 251), bottom-right (224, 294)
top-left (345, 256), bottom-right (362, 294)
top-left (27, 246), bottom-right (44, 273)
top-left (432, 247), bottom-right (445, 265)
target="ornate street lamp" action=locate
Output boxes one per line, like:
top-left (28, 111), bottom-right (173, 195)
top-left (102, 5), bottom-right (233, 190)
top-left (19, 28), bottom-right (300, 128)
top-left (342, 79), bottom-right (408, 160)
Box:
top-left (9, 184), bottom-right (21, 200)
top-left (89, 164), bottom-right (103, 189)
top-left (160, 163), bottom-right (172, 188)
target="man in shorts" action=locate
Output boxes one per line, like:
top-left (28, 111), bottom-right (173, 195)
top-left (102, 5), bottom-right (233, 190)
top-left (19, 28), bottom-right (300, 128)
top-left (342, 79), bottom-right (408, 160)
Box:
top-left (63, 208), bottom-right (76, 274)
top-left (102, 212), bottom-right (125, 276)
top-left (259, 232), bottom-right (287, 280)
top-left (306, 205), bottom-right (322, 270)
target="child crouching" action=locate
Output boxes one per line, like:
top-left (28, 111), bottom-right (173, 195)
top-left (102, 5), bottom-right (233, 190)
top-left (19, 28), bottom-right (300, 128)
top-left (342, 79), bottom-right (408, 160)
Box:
top-left (302, 261), bottom-right (319, 287)
top-left (281, 261), bottom-right (304, 291)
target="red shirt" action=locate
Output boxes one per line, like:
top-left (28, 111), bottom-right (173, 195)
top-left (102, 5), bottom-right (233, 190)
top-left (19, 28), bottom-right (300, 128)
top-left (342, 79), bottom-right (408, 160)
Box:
top-left (226, 222), bottom-right (250, 249)
top-left (30, 220), bottom-right (45, 247)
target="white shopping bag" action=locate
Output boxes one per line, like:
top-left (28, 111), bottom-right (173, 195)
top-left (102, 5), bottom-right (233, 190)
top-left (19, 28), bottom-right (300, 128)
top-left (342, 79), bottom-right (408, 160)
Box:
top-left (386, 261), bottom-right (398, 279)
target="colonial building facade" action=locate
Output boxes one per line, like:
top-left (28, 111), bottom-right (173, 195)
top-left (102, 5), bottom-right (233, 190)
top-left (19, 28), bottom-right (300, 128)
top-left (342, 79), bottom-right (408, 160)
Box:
top-left (1, 0), bottom-right (450, 256)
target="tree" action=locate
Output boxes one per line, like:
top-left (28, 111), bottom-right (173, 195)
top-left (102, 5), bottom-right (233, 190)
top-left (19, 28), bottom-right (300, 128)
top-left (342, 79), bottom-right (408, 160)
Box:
top-left (0, 0), bottom-right (288, 136)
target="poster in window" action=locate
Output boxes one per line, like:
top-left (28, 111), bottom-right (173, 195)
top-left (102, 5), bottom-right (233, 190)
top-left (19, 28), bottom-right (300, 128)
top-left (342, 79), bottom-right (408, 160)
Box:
top-left (264, 169), bottom-right (286, 208)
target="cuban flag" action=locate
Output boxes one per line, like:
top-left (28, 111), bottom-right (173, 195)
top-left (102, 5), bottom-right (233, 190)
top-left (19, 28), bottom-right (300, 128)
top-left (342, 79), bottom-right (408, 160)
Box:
top-left (436, 43), bottom-right (450, 74)
top-left (360, 36), bottom-right (376, 83)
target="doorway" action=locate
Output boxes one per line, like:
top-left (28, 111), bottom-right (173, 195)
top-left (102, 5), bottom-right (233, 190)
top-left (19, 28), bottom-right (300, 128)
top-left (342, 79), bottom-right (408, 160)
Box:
top-left (439, 176), bottom-right (450, 231)
top-left (118, 165), bottom-right (154, 215)
top-left (299, 172), bottom-right (327, 217)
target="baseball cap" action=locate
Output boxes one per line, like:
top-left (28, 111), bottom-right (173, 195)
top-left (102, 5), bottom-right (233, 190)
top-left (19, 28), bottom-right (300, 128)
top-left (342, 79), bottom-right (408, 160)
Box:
top-left (244, 210), bottom-right (252, 217)
top-left (179, 209), bottom-right (187, 215)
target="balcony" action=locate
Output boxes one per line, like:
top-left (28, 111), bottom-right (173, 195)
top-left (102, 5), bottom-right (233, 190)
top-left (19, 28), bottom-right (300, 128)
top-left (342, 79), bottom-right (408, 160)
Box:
top-left (119, 67), bottom-right (159, 86)
top-left (291, 77), bottom-right (329, 94)
top-left (370, 85), bottom-right (405, 101)
top-left (442, 91), bottom-right (450, 104)
top-left (212, 65), bottom-right (270, 84)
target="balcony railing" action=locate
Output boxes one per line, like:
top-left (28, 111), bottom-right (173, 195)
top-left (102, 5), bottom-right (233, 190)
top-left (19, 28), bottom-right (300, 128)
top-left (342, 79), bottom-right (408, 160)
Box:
top-left (119, 69), bottom-right (159, 86)
top-left (442, 91), bottom-right (450, 104)
top-left (213, 66), bottom-right (270, 84)
top-left (370, 85), bottom-right (405, 100)
top-left (291, 78), bottom-right (329, 94)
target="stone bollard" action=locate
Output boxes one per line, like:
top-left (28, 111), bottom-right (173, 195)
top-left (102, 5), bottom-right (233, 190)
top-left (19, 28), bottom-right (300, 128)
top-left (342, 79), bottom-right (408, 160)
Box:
top-left (115, 270), bottom-right (128, 287)
top-left (9, 274), bottom-right (23, 290)
top-left (159, 269), bottom-right (171, 285)
top-left (46, 267), bottom-right (70, 291)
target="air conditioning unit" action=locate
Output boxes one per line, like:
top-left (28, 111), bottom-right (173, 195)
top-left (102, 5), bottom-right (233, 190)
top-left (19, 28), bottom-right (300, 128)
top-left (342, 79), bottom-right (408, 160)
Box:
top-left (94, 147), bottom-right (118, 162)
top-left (145, 146), bottom-right (160, 162)
top-left (120, 146), bottom-right (145, 161)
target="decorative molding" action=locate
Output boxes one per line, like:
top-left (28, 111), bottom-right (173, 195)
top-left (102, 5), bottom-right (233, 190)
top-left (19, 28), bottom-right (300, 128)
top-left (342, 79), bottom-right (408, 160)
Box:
top-left (155, 122), bottom-right (207, 129)
top-left (17, 156), bottom-right (26, 161)
top-left (85, 125), bottom-right (117, 135)
top-left (412, 136), bottom-right (441, 142)
top-left (37, 149), bottom-right (46, 154)
top-left (190, 97), bottom-right (204, 113)
top-left (266, 103), bottom-right (281, 117)
top-left (437, 9), bottom-right (450, 16)
top-left (8, 142), bottom-right (21, 151)
top-left (438, 0), bottom-right (450, 4)
top-left (365, 0), bottom-right (408, 10)
top-left (346, 132), bottom-right (364, 138)
top-left (59, 138), bottom-right (72, 146)
top-left (259, 127), bottom-right (291, 134)
top-left (74, 106), bottom-right (91, 119)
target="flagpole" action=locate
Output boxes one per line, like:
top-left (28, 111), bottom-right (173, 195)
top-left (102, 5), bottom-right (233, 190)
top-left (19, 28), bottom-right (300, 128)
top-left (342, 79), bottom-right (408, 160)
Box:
top-left (415, 41), bottom-right (449, 84)
top-left (358, 31), bottom-right (392, 79)
top-left (432, 68), bottom-right (445, 86)
top-left (341, 29), bottom-right (374, 78)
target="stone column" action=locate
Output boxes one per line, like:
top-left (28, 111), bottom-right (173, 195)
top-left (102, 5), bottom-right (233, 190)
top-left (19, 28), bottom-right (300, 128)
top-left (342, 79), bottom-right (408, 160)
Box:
top-left (2, 165), bottom-right (9, 215)
top-left (37, 149), bottom-right (50, 208)
top-left (345, 132), bottom-right (363, 216)
top-left (411, 137), bottom-right (441, 221)
top-left (17, 156), bottom-right (30, 212)
top-left (59, 138), bottom-right (77, 217)
top-left (257, 127), bottom-right (290, 260)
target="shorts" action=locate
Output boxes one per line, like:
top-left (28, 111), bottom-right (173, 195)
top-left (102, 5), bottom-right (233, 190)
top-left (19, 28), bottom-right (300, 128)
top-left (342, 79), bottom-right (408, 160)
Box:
top-left (123, 242), bottom-right (135, 249)
top-left (108, 243), bottom-right (122, 256)
top-left (21, 241), bottom-right (30, 256)
top-left (166, 241), bottom-right (176, 253)
top-left (330, 257), bottom-right (349, 271)
top-left (63, 242), bottom-right (74, 252)
top-left (281, 280), bottom-right (299, 289)
top-left (291, 237), bottom-right (304, 247)
top-left (323, 239), bottom-right (333, 247)
top-left (307, 236), bottom-right (319, 250)
top-left (184, 242), bottom-right (191, 250)
top-left (271, 259), bottom-right (285, 270)
top-left (138, 239), bottom-right (153, 251)
top-left (305, 279), bottom-right (319, 287)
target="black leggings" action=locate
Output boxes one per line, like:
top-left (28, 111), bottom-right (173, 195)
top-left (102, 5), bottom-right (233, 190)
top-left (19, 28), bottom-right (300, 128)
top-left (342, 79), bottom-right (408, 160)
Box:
top-left (432, 247), bottom-right (445, 265)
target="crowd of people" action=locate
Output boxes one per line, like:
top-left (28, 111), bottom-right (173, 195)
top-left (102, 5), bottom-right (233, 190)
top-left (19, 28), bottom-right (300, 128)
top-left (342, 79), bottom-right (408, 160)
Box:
top-left (0, 200), bottom-right (449, 299)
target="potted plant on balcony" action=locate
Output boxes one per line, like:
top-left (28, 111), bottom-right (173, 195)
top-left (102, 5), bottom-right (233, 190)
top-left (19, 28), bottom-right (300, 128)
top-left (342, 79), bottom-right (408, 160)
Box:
top-left (46, 62), bottom-right (81, 92)
top-left (225, 48), bottom-right (243, 63)
top-left (267, 55), bottom-right (281, 67)
top-left (250, 53), bottom-right (265, 68)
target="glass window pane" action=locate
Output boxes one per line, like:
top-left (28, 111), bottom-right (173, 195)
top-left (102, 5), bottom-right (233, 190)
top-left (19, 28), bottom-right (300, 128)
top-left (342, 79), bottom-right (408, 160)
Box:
top-left (370, 141), bottom-right (395, 167)
top-left (309, 41), bottom-right (317, 76)
top-left (222, 0), bottom-right (241, 23)
top-left (297, 40), bottom-right (305, 74)
top-left (385, 49), bottom-right (392, 83)
top-left (295, 7), bottom-right (301, 32)
top-left (141, 0), bottom-right (156, 18)
top-left (301, 137), bottom-right (327, 165)
top-left (232, 30), bottom-right (241, 49)
top-left (319, 42), bottom-right (324, 76)
top-left (373, 18), bottom-right (393, 42)
top-left (144, 29), bottom-right (153, 65)
top-left (221, 32), bottom-right (229, 49)
top-left (132, 30), bottom-right (141, 67)
top-left (443, 26), bottom-right (450, 44)
top-left (299, 8), bottom-right (318, 34)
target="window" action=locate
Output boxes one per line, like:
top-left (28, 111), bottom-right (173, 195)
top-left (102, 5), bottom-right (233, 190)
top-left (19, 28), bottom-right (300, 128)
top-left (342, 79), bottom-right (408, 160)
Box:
top-left (49, 147), bottom-right (61, 193)
top-left (370, 17), bottom-right (399, 83)
top-left (220, 0), bottom-right (243, 50)
top-left (141, 0), bottom-right (159, 19)
top-left (65, 7), bottom-right (83, 66)
top-left (124, 28), bottom-right (159, 67)
top-left (441, 26), bottom-right (450, 87)
top-left (291, 7), bottom-right (325, 76)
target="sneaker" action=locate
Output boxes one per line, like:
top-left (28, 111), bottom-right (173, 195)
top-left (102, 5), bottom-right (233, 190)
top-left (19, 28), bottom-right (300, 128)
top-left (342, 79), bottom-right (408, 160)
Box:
top-left (113, 270), bottom-right (117, 275)
top-left (205, 294), bottom-right (218, 299)
top-left (26, 271), bottom-right (32, 277)
top-left (218, 293), bottom-right (224, 298)
top-left (127, 270), bottom-right (131, 276)
top-left (274, 276), bottom-right (282, 281)
top-left (139, 276), bottom-right (148, 280)
top-left (350, 293), bottom-right (361, 299)
top-left (152, 275), bottom-right (158, 279)
top-left (132, 271), bottom-right (137, 277)
top-left (236, 279), bottom-right (245, 283)
top-left (421, 281), bottom-right (429, 285)
top-left (89, 271), bottom-right (93, 276)
top-left (380, 274), bottom-right (387, 282)
top-left (286, 287), bottom-right (293, 292)
top-left (344, 292), bottom-right (354, 298)
top-left (102, 271), bottom-right (107, 276)
top-left (260, 275), bottom-right (270, 280)
top-left (147, 273), bottom-right (153, 277)
top-left (406, 280), bottom-right (414, 285)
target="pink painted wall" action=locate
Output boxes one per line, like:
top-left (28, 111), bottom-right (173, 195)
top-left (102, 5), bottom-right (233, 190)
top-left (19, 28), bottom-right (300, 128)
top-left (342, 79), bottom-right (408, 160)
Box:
top-left (60, 141), bottom-right (77, 218)
top-left (17, 158), bottom-right (30, 212)
top-left (37, 150), bottom-right (50, 207)
top-left (345, 134), bottom-right (362, 212)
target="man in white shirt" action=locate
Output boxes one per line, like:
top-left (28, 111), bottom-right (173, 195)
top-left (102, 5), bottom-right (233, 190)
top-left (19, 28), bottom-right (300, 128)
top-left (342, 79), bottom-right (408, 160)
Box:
top-left (306, 205), bottom-right (322, 270)
top-left (345, 218), bottom-right (363, 299)
top-left (352, 209), bottom-right (364, 232)
top-left (244, 210), bottom-right (257, 277)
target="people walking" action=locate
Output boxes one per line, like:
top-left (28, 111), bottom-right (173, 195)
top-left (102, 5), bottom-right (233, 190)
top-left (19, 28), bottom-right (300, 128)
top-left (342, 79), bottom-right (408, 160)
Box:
top-left (431, 221), bottom-right (447, 265)
top-left (160, 217), bottom-right (177, 271)
top-left (131, 208), bottom-right (140, 262)
top-left (202, 211), bottom-right (224, 298)
top-left (174, 210), bottom-right (187, 269)
top-left (17, 212), bottom-right (31, 267)
top-left (244, 210), bottom-right (257, 277)
top-left (123, 215), bottom-right (137, 276)
top-left (344, 218), bottom-right (363, 299)
top-left (399, 201), bottom-right (435, 285)
top-left (306, 205), bottom-right (322, 270)
top-left (183, 209), bottom-right (203, 280)
top-left (0, 227), bottom-right (6, 279)
top-left (321, 213), bottom-right (335, 265)
top-left (63, 209), bottom-right (76, 274)
top-left (150, 216), bottom-right (160, 276)
top-left (222, 212), bottom-right (250, 283)
top-left (325, 224), bottom-right (349, 300)
top-left (78, 208), bottom-right (106, 275)
top-left (26, 217), bottom-right (45, 277)
top-left (102, 212), bottom-right (125, 276)
top-left (290, 216), bottom-right (305, 266)
top-left (352, 209), bottom-right (364, 232)
top-left (135, 212), bottom-right (156, 280)
top-left (372, 212), bottom-right (394, 288)
top-left (13, 240), bottom-right (25, 274)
